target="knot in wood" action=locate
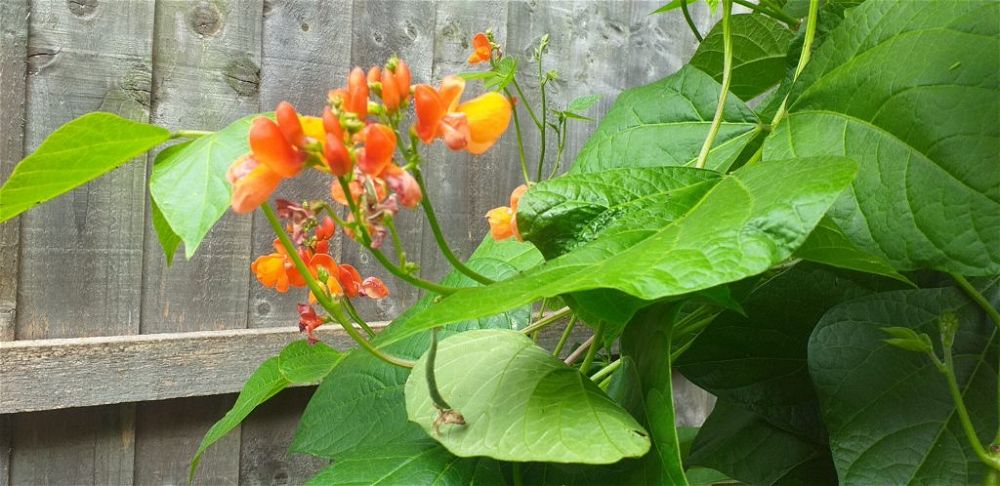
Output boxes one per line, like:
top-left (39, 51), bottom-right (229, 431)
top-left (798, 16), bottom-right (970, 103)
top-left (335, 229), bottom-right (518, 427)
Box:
top-left (189, 1), bottom-right (223, 37)
top-left (67, 0), bottom-right (97, 17)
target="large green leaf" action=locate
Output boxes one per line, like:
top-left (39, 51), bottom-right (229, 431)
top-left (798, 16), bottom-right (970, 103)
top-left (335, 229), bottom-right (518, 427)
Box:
top-left (380, 156), bottom-right (857, 347)
top-left (0, 112), bottom-right (169, 222)
top-left (688, 400), bottom-right (837, 486)
top-left (794, 217), bottom-right (912, 285)
top-left (571, 66), bottom-right (761, 174)
top-left (405, 330), bottom-right (650, 464)
top-left (763, 1), bottom-right (1000, 275)
top-left (689, 14), bottom-right (795, 100)
top-left (292, 239), bottom-right (542, 459)
top-left (149, 114), bottom-right (258, 258)
top-left (676, 264), bottom-right (902, 443)
top-left (149, 141), bottom-right (191, 266)
top-left (278, 340), bottom-right (344, 384)
top-left (306, 439), bottom-right (504, 486)
top-left (620, 304), bottom-right (688, 485)
top-left (808, 284), bottom-right (999, 484)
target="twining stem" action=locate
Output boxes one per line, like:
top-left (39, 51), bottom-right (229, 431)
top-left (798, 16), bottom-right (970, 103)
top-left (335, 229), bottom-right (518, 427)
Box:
top-left (342, 298), bottom-right (376, 338)
top-left (589, 358), bottom-right (622, 383)
top-left (694, 0), bottom-right (733, 169)
top-left (505, 87), bottom-right (533, 183)
top-left (519, 306), bottom-right (573, 335)
top-left (552, 315), bottom-right (577, 357)
top-left (680, 0), bottom-right (703, 42)
top-left (732, 0), bottom-right (799, 28)
top-left (536, 59), bottom-right (549, 182)
top-left (951, 274), bottom-right (1000, 333)
top-left (426, 327), bottom-right (453, 411)
top-left (941, 341), bottom-right (1000, 471)
top-left (169, 129), bottom-right (213, 139)
top-left (511, 78), bottom-right (542, 130)
top-left (579, 321), bottom-right (605, 374)
top-left (261, 202), bottom-right (415, 369)
top-left (769, 0), bottom-right (819, 127)
top-left (410, 168), bottom-right (495, 285)
top-left (549, 118), bottom-right (568, 179)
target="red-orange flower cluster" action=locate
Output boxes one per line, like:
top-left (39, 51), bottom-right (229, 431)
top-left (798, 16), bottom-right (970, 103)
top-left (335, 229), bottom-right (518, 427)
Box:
top-left (486, 184), bottom-right (528, 241)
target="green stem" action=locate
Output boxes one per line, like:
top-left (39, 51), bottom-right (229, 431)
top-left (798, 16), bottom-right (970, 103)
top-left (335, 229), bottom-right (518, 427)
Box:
top-left (510, 78), bottom-right (542, 130)
top-left (505, 87), bottom-right (532, 184)
top-left (520, 307), bottom-right (573, 335)
top-left (337, 176), bottom-right (373, 246)
top-left (384, 214), bottom-right (407, 266)
top-left (694, 0), bottom-right (733, 169)
top-left (261, 202), bottom-right (414, 369)
top-left (951, 274), bottom-right (1000, 333)
top-left (770, 0), bottom-right (819, 127)
top-left (512, 462), bottom-right (524, 486)
top-left (942, 343), bottom-right (1000, 471)
top-left (549, 118), bottom-right (568, 179)
top-left (368, 247), bottom-right (458, 295)
top-left (589, 358), bottom-right (622, 383)
top-left (426, 327), bottom-right (453, 410)
top-left (680, 0), bottom-right (703, 42)
top-left (342, 298), bottom-right (376, 338)
top-left (169, 129), bottom-right (213, 139)
top-left (536, 60), bottom-right (548, 182)
top-left (552, 315), bottom-right (577, 357)
top-left (732, 0), bottom-right (799, 28)
top-left (579, 322), bottom-right (605, 374)
top-left (411, 168), bottom-right (495, 285)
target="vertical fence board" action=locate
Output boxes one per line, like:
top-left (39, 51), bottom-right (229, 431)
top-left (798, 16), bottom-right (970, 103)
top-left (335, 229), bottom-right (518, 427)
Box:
top-left (343, 0), bottom-right (436, 320)
top-left (135, 1), bottom-right (264, 484)
top-left (0, 1), bottom-right (27, 483)
top-left (415, 1), bottom-right (509, 285)
top-left (238, 388), bottom-right (326, 485)
top-left (239, 1), bottom-right (354, 481)
top-left (249, 0), bottom-right (353, 330)
top-left (11, 0), bottom-right (155, 483)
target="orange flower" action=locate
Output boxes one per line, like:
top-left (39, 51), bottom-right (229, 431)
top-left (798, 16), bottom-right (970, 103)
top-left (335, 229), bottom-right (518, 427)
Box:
top-left (251, 252), bottom-right (294, 292)
top-left (345, 67), bottom-right (369, 118)
top-left (338, 264), bottom-right (363, 298)
top-left (467, 33), bottom-right (492, 64)
top-left (228, 155), bottom-right (283, 214)
top-left (385, 167), bottom-right (422, 209)
top-left (395, 60), bottom-right (412, 105)
top-left (362, 277), bottom-right (389, 300)
top-left (275, 101), bottom-right (306, 148)
top-left (249, 117), bottom-right (305, 178)
top-left (358, 123), bottom-right (396, 176)
top-left (486, 206), bottom-right (515, 241)
top-left (414, 75), bottom-right (511, 154)
top-left (381, 67), bottom-right (401, 112)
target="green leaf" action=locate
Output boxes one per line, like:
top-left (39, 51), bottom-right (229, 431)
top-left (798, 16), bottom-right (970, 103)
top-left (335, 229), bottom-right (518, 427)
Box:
top-left (292, 239), bottom-right (543, 459)
top-left (571, 66), bottom-right (761, 174)
top-left (278, 340), bottom-right (344, 383)
top-left (150, 114), bottom-right (260, 258)
top-left (808, 284), bottom-right (999, 484)
top-left (689, 14), bottom-right (795, 100)
top-left (763, 1), bottom-right (1000, 275)
top-left (484, 57), bottom-right (518, 91)
top-left (0, 112), bottom-right (169, 222)
top-left (306, 439), bottom-right (505, 486)
top-left (880, 326), bottom-right (935, 354)
top-left (620, 304), bottom-right (688, 485)
top-left (676, 263), bottom-right (903, 439)
top-left (405, 330), bottom-right (650, 463)
top-left (687, 400), bottom-right (837, 486)
top-left (190, 356), bottom-right (289, 483)
top-left (149, 142), bottom-right (192, 266)
top-left (561, 94), bottom-right (601, 120)
top-left (795, 216), bottom-right (913, 285)
top-left (651, 0), bottom-right (700, 14)
top-left (381, 156), bottom-right (858, 347)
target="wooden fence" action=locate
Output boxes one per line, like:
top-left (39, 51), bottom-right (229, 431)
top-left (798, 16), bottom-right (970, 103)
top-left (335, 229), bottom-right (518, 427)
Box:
top-left (0, 1), bottom-right (715, 484)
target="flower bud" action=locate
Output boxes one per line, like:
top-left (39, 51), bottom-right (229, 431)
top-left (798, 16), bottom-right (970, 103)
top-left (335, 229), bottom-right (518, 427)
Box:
top-left (275, 101), bottom-right (306, 148)
top-left (324, 132), bottom-right (353, 177)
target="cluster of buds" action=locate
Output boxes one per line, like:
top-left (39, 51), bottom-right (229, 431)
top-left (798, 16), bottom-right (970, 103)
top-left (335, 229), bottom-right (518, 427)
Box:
top-left (250, 200), bottom-right (389, 343)
top-left (486, 184), bottom-right (528, 241)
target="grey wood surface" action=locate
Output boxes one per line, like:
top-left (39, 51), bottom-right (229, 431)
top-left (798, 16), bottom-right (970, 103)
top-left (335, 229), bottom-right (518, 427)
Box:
top-left (1, 1), bottom-right (713, 483)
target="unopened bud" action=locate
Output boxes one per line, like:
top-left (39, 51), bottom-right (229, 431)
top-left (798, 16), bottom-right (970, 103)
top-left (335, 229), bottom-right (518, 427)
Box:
top-left (939, 312), bottom-right (959, 349)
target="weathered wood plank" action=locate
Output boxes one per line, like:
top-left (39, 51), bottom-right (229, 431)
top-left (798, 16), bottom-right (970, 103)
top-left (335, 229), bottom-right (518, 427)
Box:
top-left (343, 0), bottom-right (437, 320)
top-left (238, 388), bottom-right (328, 485)
top-left (0, 320), bottom-right (587, 414)
top-left (249, 0), bottom-right (353, 330)
top-left (415, 1), bottom-right (510, 285)
top-left (0, 0), bottom-right (27, 481)
top-left (13, 0), bottom-right (155, 483)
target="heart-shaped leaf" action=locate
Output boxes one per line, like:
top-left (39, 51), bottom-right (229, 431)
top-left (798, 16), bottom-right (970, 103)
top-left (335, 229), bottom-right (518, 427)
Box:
top-left (379, 156), bottom-right (857, 347)
top-left (571, 66), bottom-right (761, 174)
top-left (763, 1), bottom-right (1000, 275)
top-left (689, 14), bottom-right (795, 100)
top-left (405, 330), bottom-right (650, 463)
top-left (809, 283), bottom-right (999, 484)
top-left (0, 112), bottom-right (169, 221)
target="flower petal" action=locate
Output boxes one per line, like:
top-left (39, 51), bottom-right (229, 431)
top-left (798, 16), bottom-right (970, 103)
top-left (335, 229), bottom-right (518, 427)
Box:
top-left (458, 92), bottom-right (511, 155)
